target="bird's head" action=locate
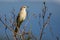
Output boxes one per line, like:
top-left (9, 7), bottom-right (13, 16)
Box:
top-left (20, 6), bottom-right (29, 10)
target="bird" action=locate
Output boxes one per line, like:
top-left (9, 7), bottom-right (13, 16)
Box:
top-left (14, 6), bottom-right (28, 33)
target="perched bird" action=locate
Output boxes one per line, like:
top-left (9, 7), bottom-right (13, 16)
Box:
top-left (15, 6), bottom-right (28, 33)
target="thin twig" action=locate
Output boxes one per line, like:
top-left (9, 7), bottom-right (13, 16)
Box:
top-left (5, 29), bottom-right (10, 40)
top-left (0, 18), bottom-right (14, 32)
top-left (40, 13), bottom-right (51, 40)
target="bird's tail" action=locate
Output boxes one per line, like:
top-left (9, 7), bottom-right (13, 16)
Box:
top-left (14, 25), bottom-right (20, 38)
top-left (15, 27), bottom-right (18, 33)
top-left (14, 20), bottom-right (23, 33)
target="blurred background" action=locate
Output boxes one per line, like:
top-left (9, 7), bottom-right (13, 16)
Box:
top-left (0, 0), bottom-right (60, 40)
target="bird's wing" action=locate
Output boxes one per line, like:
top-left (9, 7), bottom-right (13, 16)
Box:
top-left (16, 13), bottom-right (20, 23)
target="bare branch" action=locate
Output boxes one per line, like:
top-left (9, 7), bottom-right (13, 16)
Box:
top-left (5, 29), bottom-right (10, 40)
top-left (0, 18), bottom-right (14, 32)
top-left (40, 13), bottom-right (52, 40)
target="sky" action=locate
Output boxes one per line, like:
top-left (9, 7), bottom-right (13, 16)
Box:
top-left (0, 0), bottom-right (60, 2)
top-left (0, 0), bottom-right (60, 40)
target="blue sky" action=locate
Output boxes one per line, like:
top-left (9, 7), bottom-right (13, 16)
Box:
top-left (0, 0), bottom-right (60, 2)
top-left (0, 0), bottom-right (60, 40)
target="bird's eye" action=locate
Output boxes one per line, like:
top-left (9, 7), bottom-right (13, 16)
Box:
top-left (24, 7), bottom-right (25, 8)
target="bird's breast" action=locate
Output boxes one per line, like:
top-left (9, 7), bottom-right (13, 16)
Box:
top-left (20, 11), bottom-right (26, 21)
